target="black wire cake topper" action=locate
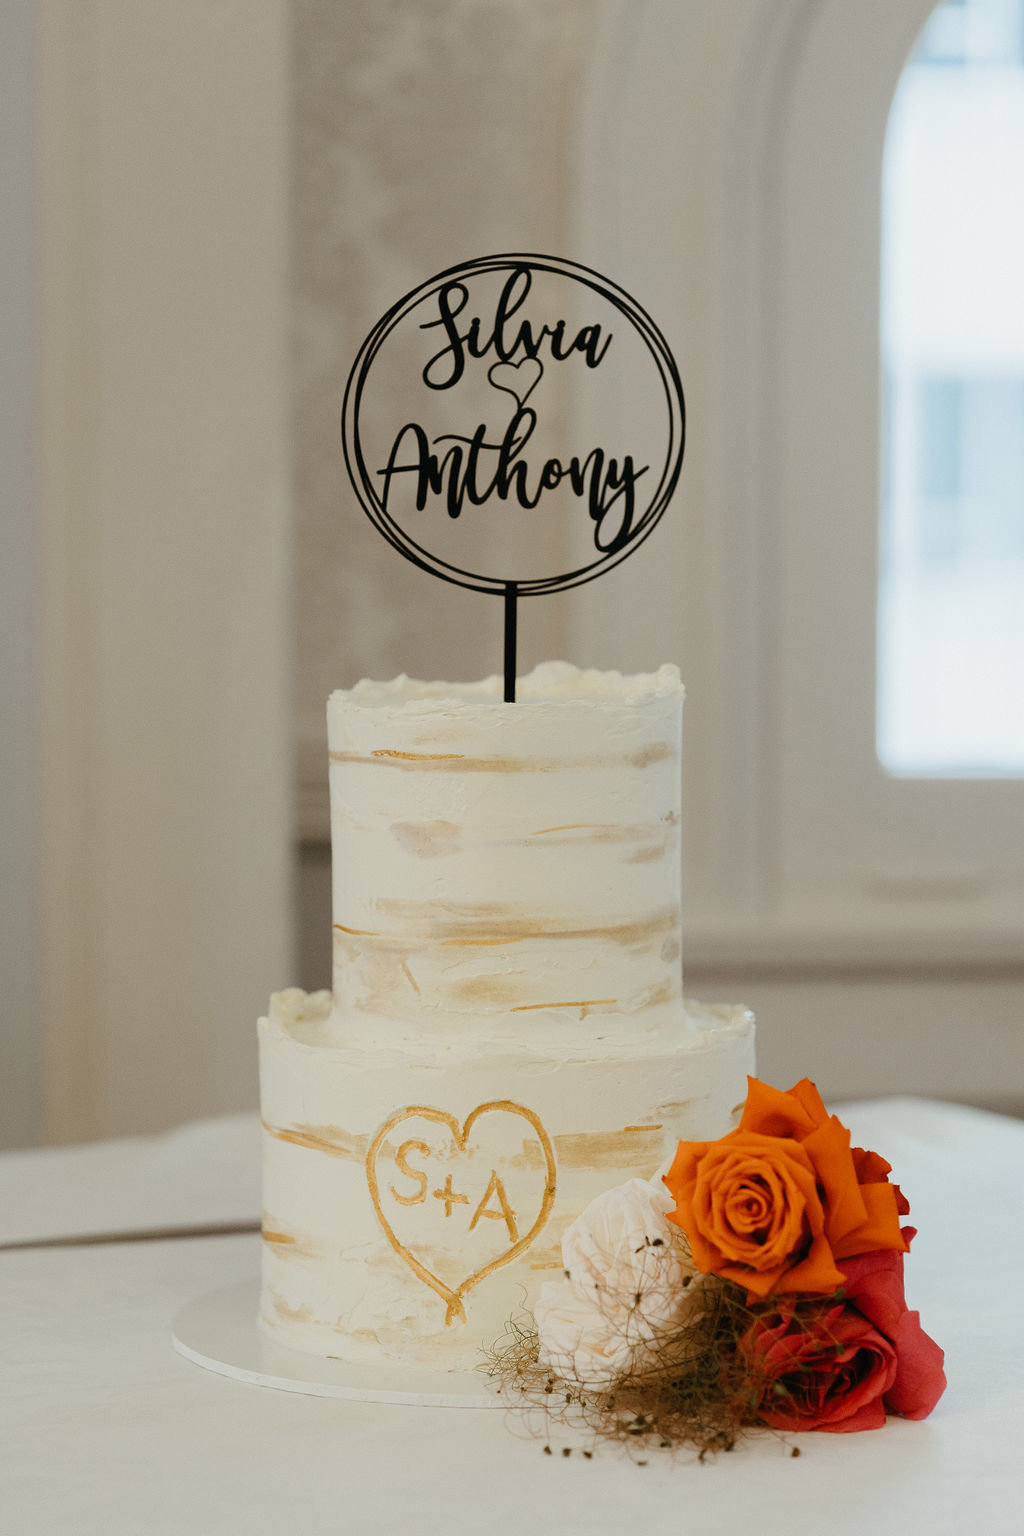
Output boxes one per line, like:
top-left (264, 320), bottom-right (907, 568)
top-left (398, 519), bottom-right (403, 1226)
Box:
top-left (341, 253), bottom-right (685, 701)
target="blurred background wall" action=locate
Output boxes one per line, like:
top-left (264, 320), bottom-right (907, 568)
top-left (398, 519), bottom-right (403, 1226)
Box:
top-left (3, 0), bottom-right (1022, 1148)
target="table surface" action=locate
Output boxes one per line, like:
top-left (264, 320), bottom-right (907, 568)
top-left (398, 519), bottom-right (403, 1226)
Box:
top-left (2, 1099), bottom-right (1022, 1535)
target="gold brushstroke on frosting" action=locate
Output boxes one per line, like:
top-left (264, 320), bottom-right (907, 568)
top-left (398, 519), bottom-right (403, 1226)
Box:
top-left (334, 941), bottom-right (417, 1012)
top-left (552, 1125), bottom-right (664, 1171)
top-left (627, 843), bottom-right (668, 864)
top-left (532, 823), bottom-right (612, 835)
top-left (266, 1291), bottom-right (313, 1324)
top-left (632, 741), bottom-right (673, 768)
top-left (268, 1117), bottom-right (588, 1179)
top-left (332, 928), bottom-right (679, 1016)
top-left (524, 1243), bottom-right (561, 1269)
top-left (506, 1137), bottom-right (547, 1172)
top-left (450, 974), bottom-right (532, 1007)
top-left (330, 742), bottom-right (674, 774)
top-left (435, 934), bottom-right (519, 948)
top-left (372, 749), bottom-right (466, 761)
top-left (527, 822), bottom-right (672, 850)
top-left (654, 1100), bottom-right (695, 1121)
top-left (390, 819), bottom-right (462, 858)
top-left (366, 1101), bottom-right (557, 1327)
top-left (363, 900), bottom-right (679, 951)
top-left (509, 998), bottom-right (617, 1013)
top-left (261, 1220), bottom-right (320, 1260)
top-left (636, 978), bottom-right (676, 1011)
top-left (262, 1120), bottom-right (368, 1162)
top-left (403, 1124), bottom-right (663, 1176)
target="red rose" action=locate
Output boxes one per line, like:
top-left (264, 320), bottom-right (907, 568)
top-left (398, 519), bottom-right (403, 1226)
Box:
top-left (836, 1231), bottom-right (946, 1420)
top-left (741, 1228), bottom-right (946, 1433)
top-left (742, 1300), bottom-right (897, 1432)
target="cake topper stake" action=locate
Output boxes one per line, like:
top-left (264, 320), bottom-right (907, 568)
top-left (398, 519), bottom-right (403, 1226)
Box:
top-left (342, 254), bottom-right (685, 700)
top-left (503, 583), bottom-right (517, 703)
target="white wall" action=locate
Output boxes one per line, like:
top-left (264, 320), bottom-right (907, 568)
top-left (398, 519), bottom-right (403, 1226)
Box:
top-left (0, 0), bottom-right (40, 1149)
top-left (31, 1), bottom-right (293, 1143)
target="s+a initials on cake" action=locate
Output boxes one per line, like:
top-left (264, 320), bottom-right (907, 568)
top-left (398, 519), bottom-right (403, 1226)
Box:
top-left (391, 1147), bottom-right (521, 1243)
top-left (365, 1100), bottom-right (557, 1325)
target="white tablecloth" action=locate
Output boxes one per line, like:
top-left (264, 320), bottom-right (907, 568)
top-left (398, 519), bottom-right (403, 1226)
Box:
top-left (2, 1100), bottom-right (1022, 1535)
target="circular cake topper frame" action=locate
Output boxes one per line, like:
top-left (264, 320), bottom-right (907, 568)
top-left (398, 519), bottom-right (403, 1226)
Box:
top-left (341, 253), bottom-right (686, 698)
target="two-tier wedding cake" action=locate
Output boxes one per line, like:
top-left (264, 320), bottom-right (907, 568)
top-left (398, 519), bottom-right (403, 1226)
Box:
top-left (258, 661), bottom-right (754, 1370)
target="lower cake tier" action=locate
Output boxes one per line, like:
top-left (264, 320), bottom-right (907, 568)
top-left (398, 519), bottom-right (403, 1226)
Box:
top-left (258, 991), bottom-right (755, 1370)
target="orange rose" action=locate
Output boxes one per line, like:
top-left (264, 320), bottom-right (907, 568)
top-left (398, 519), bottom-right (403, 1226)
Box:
top-left (663, 1078), bottom-right (909, 1299)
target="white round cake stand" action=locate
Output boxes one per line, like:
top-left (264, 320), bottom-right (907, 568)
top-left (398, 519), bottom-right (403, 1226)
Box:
top-left (172, 1280), bottom-right (506, 1408)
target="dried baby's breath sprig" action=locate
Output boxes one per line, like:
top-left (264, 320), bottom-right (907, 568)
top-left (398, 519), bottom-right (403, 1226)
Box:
top-left (484, 1275), bottom-right (771, 1458)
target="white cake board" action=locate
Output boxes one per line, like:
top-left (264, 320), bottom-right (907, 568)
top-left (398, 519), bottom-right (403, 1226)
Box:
top-left (172, 1280), bottom-right (506, 1407)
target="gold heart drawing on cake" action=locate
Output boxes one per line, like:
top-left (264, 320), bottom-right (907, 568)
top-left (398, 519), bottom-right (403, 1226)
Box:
top-left (366, 1101), bottom-right (557, 1325)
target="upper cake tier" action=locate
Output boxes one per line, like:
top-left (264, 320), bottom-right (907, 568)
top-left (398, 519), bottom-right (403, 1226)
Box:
top-left (328, 660), bottom-right (689, 1045)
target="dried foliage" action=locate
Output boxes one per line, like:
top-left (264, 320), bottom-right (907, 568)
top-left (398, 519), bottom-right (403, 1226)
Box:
top-left (484, 1276), bottom-right (774, 1459)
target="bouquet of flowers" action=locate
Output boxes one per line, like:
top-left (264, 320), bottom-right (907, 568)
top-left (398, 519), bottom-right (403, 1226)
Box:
top-left (490, 1078), bottom-right (945, 1451)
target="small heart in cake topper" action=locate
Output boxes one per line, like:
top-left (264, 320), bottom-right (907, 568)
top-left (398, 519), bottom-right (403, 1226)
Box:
top-left (366, 1100), bottom-right (557, 1326)
top-left (487, 356), bottom-right (544, 409)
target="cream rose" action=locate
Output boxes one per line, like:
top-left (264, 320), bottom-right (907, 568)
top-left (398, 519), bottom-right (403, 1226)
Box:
top-left (535, 1178), bottom-right (703, 1390)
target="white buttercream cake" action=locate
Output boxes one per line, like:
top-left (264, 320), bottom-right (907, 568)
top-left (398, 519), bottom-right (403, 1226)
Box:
top-left (258, 662), bottom-right (754, 1369)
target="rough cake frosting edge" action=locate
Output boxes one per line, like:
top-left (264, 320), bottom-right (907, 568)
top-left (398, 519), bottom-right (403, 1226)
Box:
top-left (331, 660), bottom-right (684, 713)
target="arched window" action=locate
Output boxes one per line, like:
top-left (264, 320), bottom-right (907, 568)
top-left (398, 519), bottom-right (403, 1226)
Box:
top-left (731, 0), bottom-right (1024, 957)
top-left (881, 0), bottom-right (1024, 775)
